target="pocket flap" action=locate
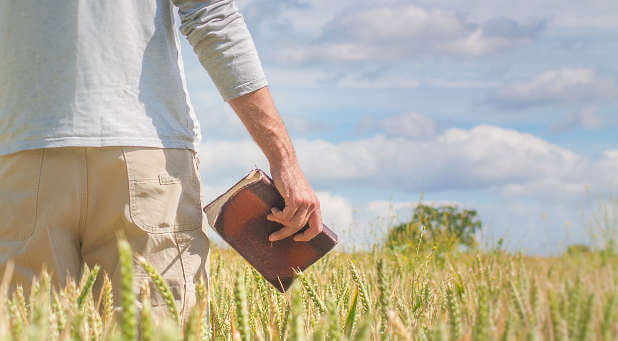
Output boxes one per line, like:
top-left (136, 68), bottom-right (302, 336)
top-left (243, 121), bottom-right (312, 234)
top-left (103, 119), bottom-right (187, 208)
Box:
top-left (158, 174), bottom-right (181, 185)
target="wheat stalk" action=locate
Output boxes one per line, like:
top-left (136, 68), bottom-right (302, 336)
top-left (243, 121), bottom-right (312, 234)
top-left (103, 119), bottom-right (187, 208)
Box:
top-left (136, 255), bottom-right (180, 324)
top-left (118, 238), bottom-right (137, 341)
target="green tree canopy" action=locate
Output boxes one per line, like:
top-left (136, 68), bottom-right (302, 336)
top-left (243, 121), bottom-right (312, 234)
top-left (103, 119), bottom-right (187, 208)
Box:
top-left (386, 204), bottom-right (482, 252)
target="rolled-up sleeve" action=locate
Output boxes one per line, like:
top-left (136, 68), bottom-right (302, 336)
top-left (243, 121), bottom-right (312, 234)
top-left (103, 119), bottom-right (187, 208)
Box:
top-left (172, 0), bottom-right (268, 101)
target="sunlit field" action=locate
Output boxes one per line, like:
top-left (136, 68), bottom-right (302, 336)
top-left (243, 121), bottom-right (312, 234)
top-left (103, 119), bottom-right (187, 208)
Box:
top-left (0, 235), bottom-right (616, 340)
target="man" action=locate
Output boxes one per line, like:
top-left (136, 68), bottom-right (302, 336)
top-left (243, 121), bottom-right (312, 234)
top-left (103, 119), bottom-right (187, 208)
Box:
top-left (0, 0), bottom-right (323, 316)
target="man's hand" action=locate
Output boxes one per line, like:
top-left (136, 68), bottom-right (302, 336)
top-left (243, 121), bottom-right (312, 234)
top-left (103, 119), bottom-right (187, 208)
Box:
top-left (267, 162), bottom-right (323, 242)
top-left (228, 87), bottom-right (323, 242)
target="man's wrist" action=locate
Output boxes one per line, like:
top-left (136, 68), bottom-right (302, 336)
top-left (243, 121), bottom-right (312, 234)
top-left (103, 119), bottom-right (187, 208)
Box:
top-left (263, 137), bottom-right (297, 168)
top-left (268, 154), bottom-right (298, 173)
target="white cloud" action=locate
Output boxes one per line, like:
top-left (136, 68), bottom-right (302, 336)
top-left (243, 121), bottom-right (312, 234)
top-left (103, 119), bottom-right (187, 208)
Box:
top-left (381, 112), bottom-right (438, 138)
top-left (336, 74), bottom-right (421, 89)
top-left (426, 79), bottom-right (499, 89)
top-left (409, 0), bottom-right (618, 30)
top-left (198, 125), bottom-right (614, 195)
top-left (316, 192), bottom-right (354, 230)
top-left (273, 5), bottom-right (543, 63)
top-left (439, 28), bottom-right (524, 56)
top-left (499, 149), bottom-right (618, 202)
top-left (488, 69), bottom-right (617, 109)
top-left (321, 6), bottom-right (467, 44)
top-left (241, 0), bottom-right (618, 34)
top-left (298, 126), bottom-right (588, 192)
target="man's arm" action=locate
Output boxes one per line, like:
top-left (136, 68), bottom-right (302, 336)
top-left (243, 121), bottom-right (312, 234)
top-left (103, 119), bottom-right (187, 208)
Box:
top-left (172, 0), bottom-right (323, 241)
top-left (228, 87), bottom-right (323, 242)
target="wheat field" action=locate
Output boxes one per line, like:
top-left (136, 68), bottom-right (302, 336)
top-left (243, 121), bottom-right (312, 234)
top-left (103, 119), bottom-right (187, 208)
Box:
top-left (0, 238), bottom-right (616, 341)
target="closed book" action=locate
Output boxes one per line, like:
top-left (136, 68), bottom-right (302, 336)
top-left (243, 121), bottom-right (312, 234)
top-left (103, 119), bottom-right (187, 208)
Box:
top-left (203, 169), bottom-right (338, 292)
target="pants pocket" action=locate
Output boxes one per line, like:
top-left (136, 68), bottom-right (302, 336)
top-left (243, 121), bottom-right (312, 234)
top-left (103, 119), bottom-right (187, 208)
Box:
top-left (0, 149), bottom-right (44, 241)
top-left (122, 147), bottom-right (202, 233)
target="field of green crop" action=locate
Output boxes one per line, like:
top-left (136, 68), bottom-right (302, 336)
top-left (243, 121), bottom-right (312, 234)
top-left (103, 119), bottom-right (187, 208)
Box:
top-left (0, 236), bottom-right (616, 341)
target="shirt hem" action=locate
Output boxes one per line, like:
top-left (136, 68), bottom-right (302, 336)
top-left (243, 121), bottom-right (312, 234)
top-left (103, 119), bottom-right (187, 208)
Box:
top-left (0, 137), bottom-right (201, 156)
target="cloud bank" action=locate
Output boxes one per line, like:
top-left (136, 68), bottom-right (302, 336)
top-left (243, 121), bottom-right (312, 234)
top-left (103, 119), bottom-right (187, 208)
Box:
top-left (268, 4), bottom-right (544, 63)
top-left (200, 125), bottom-right (615, 197)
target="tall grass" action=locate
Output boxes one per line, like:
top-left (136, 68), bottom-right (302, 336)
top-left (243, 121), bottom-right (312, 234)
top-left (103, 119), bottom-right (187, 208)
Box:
top-left (0, 240), bottom-right (616, 340)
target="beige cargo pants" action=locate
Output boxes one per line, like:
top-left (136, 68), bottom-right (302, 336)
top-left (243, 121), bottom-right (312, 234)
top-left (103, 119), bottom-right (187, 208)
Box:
top-left (0, 146), bottom-right (209, 316)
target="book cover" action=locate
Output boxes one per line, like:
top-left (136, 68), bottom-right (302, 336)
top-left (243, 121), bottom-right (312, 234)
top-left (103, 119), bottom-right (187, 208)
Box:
top-left (203, 169), bottom-right (338, 292)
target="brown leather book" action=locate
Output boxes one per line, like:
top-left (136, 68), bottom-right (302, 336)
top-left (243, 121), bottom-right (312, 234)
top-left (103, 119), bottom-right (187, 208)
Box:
top-left (203, 169), bottom-right (338, 292)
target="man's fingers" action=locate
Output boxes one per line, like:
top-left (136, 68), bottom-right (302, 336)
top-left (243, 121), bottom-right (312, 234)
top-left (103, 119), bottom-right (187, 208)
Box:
top-left (266, 192), bottom-right (320, 242)
top-left (268, 207), bottom-right (299, 242)
top-left (267, 207), bottom-right (293, 223)
top-left (268, 225), bottom-right (299, 242)
top-left (293, 210), bottom-right (323, 242)
top-left (268, 207), bottom-right (309, 241)
top-left (267, 202), bottom-right (311, 229)
top-left (287, 204), bottom-right (310, 230)
top-left (280, 204), bottom-right (298, 223)
top-left (267, 205), bottom-right (314, 242)
top-left (266, 207), bottom-right (284, 223)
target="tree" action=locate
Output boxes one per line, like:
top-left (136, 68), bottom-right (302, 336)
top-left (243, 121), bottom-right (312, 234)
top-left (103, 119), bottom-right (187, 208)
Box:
top-left (385, 204), bottom-right (482, 252)
top-left (565, 244), bottom-right (591, 256)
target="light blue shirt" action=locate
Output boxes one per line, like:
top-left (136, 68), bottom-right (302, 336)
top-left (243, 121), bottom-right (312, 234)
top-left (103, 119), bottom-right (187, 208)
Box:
top-left (0, 0), bottom-right (267, 156)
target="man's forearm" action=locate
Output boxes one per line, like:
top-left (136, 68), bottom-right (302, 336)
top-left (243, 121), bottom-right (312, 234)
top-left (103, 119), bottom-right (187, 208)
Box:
top-left (228, 87), bottom-right (297, 168)
top-left (229, 86), bottom-right (323, 242)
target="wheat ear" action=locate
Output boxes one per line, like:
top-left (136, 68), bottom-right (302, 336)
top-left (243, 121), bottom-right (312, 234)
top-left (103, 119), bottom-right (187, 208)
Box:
top-left (118, 238), bottom-right (137, 341)
top-left (78, 264), bottom-right (100, 310)
top-left (136, 255), bottom-right (180, 324)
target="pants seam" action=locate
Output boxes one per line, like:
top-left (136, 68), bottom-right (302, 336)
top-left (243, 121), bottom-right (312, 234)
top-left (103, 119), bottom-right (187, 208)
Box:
top-left (29, 148), bottom-right (46, 241)
top-left (78, 148), bottom-right (88, 236)
top-left (173, 232), bottom-right (189, 319)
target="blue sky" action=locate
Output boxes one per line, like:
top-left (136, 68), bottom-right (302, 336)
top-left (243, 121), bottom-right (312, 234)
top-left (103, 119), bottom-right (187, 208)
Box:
top-left (177, 0), bottom-right (617, 254)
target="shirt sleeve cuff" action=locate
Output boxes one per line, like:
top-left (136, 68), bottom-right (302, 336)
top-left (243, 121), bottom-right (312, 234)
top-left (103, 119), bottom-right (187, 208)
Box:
top-left (175, 0), bottom-right (269, 101)
top-left (221, 77), bottom-right (268, 101)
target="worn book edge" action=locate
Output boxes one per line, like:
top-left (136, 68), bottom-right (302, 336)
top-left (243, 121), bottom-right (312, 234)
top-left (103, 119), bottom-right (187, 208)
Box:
top-left (203, 168), bottom-right (339, 292)
top-left (203, 169), bottom-right (264, 228)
